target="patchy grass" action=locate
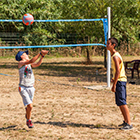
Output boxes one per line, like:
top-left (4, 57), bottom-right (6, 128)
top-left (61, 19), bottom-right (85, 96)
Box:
top-left (0, 56), bottom-right (140, 140)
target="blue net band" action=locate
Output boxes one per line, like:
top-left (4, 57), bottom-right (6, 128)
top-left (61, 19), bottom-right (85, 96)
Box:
top-left (0, 18), bottom-right (105, 22)
top-left (0, 43), bottom-right (106, 49)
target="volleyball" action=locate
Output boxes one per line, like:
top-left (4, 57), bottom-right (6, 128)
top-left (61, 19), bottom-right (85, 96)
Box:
top-left (22, 13), bottom-right (34, 26)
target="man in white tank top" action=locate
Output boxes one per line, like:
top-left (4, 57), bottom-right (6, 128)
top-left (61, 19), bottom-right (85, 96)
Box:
top-left (15, 50), bottom-right (49, 128)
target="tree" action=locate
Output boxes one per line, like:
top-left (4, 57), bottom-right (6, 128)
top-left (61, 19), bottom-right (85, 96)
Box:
top-left (0, 0), bottom-right (64, 46)
top-left (53, 0), bottom-right (140, 64)
top-left (0, 0), bottom-right (139, 59)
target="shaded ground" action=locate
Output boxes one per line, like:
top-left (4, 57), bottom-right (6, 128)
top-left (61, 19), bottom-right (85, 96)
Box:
top-left (0, 56), bottom-right (140, 140)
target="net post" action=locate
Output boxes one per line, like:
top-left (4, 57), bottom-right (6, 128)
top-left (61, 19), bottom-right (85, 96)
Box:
top-left (107, 7), bottom-right (111, 87)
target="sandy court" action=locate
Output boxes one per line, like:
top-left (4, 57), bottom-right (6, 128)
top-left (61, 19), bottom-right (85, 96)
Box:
top-left (0, 56), bottom-right (140, 140)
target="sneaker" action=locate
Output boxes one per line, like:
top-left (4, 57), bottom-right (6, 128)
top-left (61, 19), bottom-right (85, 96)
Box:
top-left (120, 123), bottom-right (133, 130)
top-left (118, 121), bottom-right (126, 127)
top-left (26, 120), bottom-right (34, 128)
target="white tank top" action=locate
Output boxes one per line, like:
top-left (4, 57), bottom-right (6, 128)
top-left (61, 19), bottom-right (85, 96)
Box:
top-left (19, 64), bottom-right (35, 87)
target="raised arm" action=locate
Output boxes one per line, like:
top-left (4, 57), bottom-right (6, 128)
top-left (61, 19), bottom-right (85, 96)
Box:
top-left (18, 50), bottom-right (49, 68)
top-left (18, 52), bottom-right (41, 68)
top-left (31, 55), bottom-right (44, 68)
top-left (31, 50), bottom-right (49, 68)
top-left (27, 53), bottom-right (41, 64)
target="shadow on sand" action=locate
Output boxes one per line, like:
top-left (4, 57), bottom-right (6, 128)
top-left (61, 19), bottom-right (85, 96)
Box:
top-left (0, 125), bottom-right (30, 132)
top-left (34, 121), bottom-right (118, 130)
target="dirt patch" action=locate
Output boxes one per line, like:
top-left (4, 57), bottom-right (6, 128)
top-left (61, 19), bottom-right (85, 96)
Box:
top-left (0, 56), bottom-right (140, 140)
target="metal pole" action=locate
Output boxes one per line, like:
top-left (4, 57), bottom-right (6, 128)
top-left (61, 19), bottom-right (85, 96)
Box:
top-left (107, 7), bottom-right (111, 87)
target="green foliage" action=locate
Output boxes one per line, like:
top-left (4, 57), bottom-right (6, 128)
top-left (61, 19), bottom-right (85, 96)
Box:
top-left (0, 0), bottom-right (139, 47)
top-left (108, 0), bottom-right (140, 42)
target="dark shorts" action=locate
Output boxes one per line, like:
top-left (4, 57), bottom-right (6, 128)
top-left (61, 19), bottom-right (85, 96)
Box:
top-left (115, 81), bottom-right (127, 106)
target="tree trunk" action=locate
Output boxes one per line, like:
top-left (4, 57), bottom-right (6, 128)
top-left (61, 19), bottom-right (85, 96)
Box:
top-left (86, 47), bottom-right (92, 65)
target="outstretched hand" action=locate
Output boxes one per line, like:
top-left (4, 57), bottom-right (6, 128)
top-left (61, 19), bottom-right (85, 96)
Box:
top-left (41, 50), bottom-right (49, 56)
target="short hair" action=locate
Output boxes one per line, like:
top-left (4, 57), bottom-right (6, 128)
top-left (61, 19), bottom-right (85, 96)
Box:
top-left (108, 37), bottom-right (118, 48)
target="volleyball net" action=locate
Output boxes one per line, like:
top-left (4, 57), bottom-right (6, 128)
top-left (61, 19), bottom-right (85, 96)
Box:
top-left (0, 18), bottom-right (108, 49)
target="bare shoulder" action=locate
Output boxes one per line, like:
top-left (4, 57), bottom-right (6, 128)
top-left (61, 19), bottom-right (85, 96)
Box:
top-left (18, 60), bottom-right (28, 69)
top-left (18, 62), bottom-right (22, 69)
top-left (113, 56), bottom-right (121, 64)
